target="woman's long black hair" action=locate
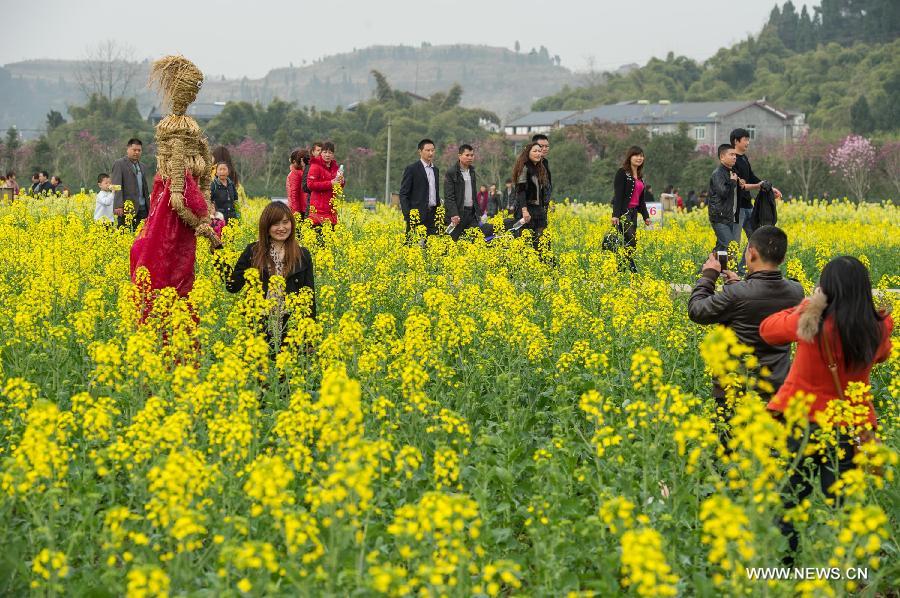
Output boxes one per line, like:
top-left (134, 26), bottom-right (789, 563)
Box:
top-left (818, 256), bottom-right (885, 370)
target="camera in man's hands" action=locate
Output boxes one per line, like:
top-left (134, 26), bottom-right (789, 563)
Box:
top-left (717, 250), bottom-right (728, 272)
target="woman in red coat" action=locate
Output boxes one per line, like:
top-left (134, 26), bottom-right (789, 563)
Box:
top-left (305, 141), bottom-right (344, 227)
top-left (476, 185), bottom-right (490, 218)
top-left (286, 148), bottom-right (308, 218)
top-left (760, 256), bottom-right (893, 563)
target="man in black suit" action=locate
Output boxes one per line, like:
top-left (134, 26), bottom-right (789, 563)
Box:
top-left (399, 138), bottom-right (439, 239)
top-left (111, 137), bottom-right (150, 229)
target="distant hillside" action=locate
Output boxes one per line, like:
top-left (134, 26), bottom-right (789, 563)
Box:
top-left (1, 44), bottom-right (579, 137)
top-left (200, 44), bottom-right (577, 118)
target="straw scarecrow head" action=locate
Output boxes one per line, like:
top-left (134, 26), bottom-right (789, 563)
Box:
top-left (149, 55), bottom-right (204, 116)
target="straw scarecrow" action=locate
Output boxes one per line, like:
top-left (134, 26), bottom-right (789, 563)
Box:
top-left (130, 55), bottom-right (221, 297)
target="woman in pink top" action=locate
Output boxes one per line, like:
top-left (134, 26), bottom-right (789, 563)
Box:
top-left (611, 146), bottom-right (651, 273)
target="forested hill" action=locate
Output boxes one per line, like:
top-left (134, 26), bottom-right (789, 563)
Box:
top-left (534, 0), bottom-right (900, 133)
top-left (0, 44), bottom-right (578, 135)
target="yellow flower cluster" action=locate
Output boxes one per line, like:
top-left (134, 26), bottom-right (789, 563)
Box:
top-left (619, 527), bottom-right (679, 597)
top-left (126, 565), bottom-right (170, 598)
top-left (2, 400), bottom-right (72, 495)
top-left (0, 194), bottom-right (896, 595)
top-left (700, 495), bottom-right (755, 589)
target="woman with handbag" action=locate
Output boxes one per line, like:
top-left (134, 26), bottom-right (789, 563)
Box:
top-left (611, 146), bottom-right (651, 273)
top-left (512, 142), bottom-right (552, 251)
top-left (759, 256), bottom-right (893, 562)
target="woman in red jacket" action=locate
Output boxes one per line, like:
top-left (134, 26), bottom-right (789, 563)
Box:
top-left (476, 184), bottom-right (490, 219)
top-left (305, 141), bottom-right (344, 227)
top-left (760, 255), bottom-right (893, 562)
top-left (286, 148), bottom-right (308, 218)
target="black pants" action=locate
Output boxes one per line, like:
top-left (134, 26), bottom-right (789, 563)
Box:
top-left (449, 206), bottom-right (479, 241)
top-left (118, 205), bottom-right (148, 230)
top-left (404, 206), bottom-right (437, 239)
top-left (514, 204), bottom-right (548, 250)
top-left (617, 209), bottom-right (639, 273)
top-left (778, 424), bottom-right (855, 563)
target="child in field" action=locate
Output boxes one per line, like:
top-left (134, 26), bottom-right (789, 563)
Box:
top-left (94, 173), bottom-right (116, 223)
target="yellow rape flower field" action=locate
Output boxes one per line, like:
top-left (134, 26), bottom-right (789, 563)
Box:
top-left (0, 194), bottom-right (898, 596)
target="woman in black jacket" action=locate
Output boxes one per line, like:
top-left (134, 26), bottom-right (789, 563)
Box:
top-left (512, 142), bottom-right (552, 250)
top-left (611, 146), bottom-right (651, 273)
top-left (218, 201), bottom-right (315, 353)
top-left (211, 162), bottom-right (239, 222)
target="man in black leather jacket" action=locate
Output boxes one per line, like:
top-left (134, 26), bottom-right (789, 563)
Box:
top-left (688, 225), bottom-right (804, 447)
top-left (708, 144), bottom-right (741, 255)
top-left (443, 144), bottom-right (478, 241)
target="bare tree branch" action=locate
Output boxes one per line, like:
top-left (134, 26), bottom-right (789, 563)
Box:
top-left (75, 40), bottom-right (140, 101)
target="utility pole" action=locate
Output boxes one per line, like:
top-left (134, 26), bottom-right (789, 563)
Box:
top-left (384, 117), bottom-right (392, 205)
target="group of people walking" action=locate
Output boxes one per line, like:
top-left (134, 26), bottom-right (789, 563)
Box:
top-left (398, 134), bottom-right (553, 246)
top-left (285, 141), bottom-right (345, 228)
top-left (611, 128), bottom-right (782, 274)
top-left (2, 171), bottom-right (64, 196)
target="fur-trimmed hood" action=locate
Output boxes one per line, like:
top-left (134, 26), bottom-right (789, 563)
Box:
top-left (797, 292), bottom-right (828, 342)
top-left (797, 291), bottom-right (893, 343)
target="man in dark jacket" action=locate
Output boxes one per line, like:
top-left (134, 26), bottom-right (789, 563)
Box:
top-left (32, 171), bottom-right (52, 194)
top-left (398, 138), bottom-right (440, 238)
top-left (708, 144), bottom-right (741, 254)
top-left (532, 134), bottom-right (552, 200)
top-left (111, 138), bottom-right (150, 229)
top-left (688, 225), bottom-right (804, 447)
top-left (487, 184), bottom-right (501, 218)
top-left (731, 128), bottom-right (782, 273)
top-left (501, 179), bottom-right (515, 216)
top-left (443, 144), bottom-right (478, 241)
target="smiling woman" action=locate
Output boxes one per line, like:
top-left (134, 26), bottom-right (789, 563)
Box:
top-left (216, 201), bottom-right (316, 353)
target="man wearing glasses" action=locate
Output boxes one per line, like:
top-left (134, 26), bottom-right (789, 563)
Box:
top-left (532, 134), bottom-right (552, 201)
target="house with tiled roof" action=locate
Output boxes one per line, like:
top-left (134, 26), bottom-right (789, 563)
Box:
top-left (505, 100), bottom-right (806, 147)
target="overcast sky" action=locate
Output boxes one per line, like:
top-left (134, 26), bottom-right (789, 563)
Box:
top-left (3, 0), bottom-right (814, 79)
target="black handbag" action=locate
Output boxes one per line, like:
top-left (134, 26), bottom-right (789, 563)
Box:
top-left (602, 227), bottom-right (623, 252)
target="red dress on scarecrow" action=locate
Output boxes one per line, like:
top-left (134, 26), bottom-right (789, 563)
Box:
top-left (130, 171), bottom-right (210, 297)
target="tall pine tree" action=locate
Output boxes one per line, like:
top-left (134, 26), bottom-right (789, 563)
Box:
top-left (796, 5), bottom-right (817, 51)
top-left (779, 1), bottom-right (800, 50)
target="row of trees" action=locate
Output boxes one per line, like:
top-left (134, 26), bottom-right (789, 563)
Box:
top-left (535, 31), bottom-right (900, 135)
top-left (2, 72), bottom-right (896, 203)
top-left (768, 0), bottom-right (900, 51)
top-left (0, 73), bottom-right (509, 198)
top-left (1, 94), bottom-right (155, 192)
top-left (3, 116), bottom-right (896, 204)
